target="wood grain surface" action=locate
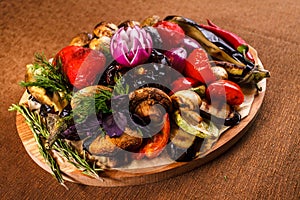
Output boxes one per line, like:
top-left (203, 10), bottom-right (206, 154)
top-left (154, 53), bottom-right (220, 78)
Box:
top-left (1, 0), bottom-right (299, 199)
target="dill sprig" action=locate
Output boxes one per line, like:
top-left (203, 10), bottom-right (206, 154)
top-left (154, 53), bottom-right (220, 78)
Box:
top-left (19, 53), bottom-right (72, 100)
top-left (113, 75), bottom-right (129, 95)
top-left (9, 104), bottom-right (102, 187)
top-left (72, 90), bottom-right (112, 123)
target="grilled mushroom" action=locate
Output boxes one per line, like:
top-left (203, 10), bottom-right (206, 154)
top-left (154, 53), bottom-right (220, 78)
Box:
top-left (69, 32), bottom-right (93, 47)
top-left (140, 15), bottom-right (160, 27)
top-left (129, 87), bottom-right (173, 118)
top-left (93, 21), bottom-right (118, 38)
top-left (89, 36), bottom-right (111, 55)
top-left (118, 20), bottom-right (140, 29)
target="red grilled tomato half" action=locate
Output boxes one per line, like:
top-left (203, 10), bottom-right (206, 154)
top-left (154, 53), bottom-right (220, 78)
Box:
top-left (206, 80), bottom-right (244, 105)
top-left (184, 48), bottom-right (216, 85)
top-left (171, 77), bottom-right (200, 93)
top-left (153, 21), bottom-right (185, 49)
top-left (53, 46), bottom-right (106, 89)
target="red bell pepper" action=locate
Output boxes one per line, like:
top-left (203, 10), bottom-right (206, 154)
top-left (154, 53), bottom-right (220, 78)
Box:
top-left (133, 113), bottom-right (170, 159)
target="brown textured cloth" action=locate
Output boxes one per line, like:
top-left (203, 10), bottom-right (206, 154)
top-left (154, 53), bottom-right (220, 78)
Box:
top-left (1, 0), bottom-right (299, 199)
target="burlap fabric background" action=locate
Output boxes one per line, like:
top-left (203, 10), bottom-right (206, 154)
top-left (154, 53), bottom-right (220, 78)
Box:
top-left (1, 0), bottom-right (299, 199)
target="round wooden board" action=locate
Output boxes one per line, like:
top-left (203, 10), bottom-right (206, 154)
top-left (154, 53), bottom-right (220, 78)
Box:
top-left (15, 78), bottom-right (266, 187)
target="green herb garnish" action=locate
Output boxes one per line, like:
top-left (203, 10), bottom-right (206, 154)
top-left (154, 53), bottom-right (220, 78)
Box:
top-left (113, 75), bottom-right (129, 95)
top-left (9, 104), bottom-right (67, 188)
top-left (9, 104), bottom-right (102, 188)
top-left (72, 90), bottom-right (112, 123)
top-left (19, 53), bottom-right (72, 100)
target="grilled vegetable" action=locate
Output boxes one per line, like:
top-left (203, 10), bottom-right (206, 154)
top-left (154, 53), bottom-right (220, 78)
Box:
top-left (129, 87), bottom-right (173, 115)
top-left (93, 21), bottom-right (118, 38)
top-left (164, 47), bottom-right (187, 73)
top-left (200, 19), bottom-right (255, 62)
top-left (199, 101), bottom-right (241, 126)
top-left (141, 15), bottom-right (160, 27)
top-left (118, 20), bottom-right (140, 29)
top-left (167, 123), bottom-right (203, 161)
top-left (173, 110), bottom-right (219, 138)
top-left (164, 16), bottom-right (270, 86)
top-left (171, 90), bottom-right (202, 112)
top-left (53, 46), bottom-right (106, 89)
top-left (153, 20), bottom-right (185, 49)
top-left (211, 66), bottom-right (228, 80)
top-left (134, 113), bottom-right (170, 159)
top-left (21, 54), bottom-right (71, 113)
top-left (211, 61), bottom-right (270, 84)
top-left (171, 77), bottom-right (200, 93)
top-left (89, 36), bottom-right (111, 55)
top-left (70, 32), bottom-right (93, 47)
top-left (185, 48), bottom-right (216, 85)
top-left (164, 16), bottom-right (246, 66)
top-left (206, 80), bottom-right (244, 106)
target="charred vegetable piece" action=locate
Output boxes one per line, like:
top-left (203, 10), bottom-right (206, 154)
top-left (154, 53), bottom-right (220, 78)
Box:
top-left (164, 16), bottom-right (251, 67)
top-left (98, 61), bottom-right (129, 86)
top-left (70, 32), bottom-right (93, 47)
top-left (53, 46), bottom-right (106, 89)
top-left (118, 20), bottom-right (140, 29)
top-left (201, 19), bottom-right (255, 62)
top-left (167, 123), bottom-right (203, 161)
top-left (171, 90), bottom-right (202, 112)
top-left (143, 26), bottom-right (163, 49)
top-left (185, 48), bottom-right (216, 85)
top-left (173, 110), bottom-right (219, 138)
top-left (93, 22), bottom-right (118, 38)
top-left (206, 80), bottom-right (244, 106)
top-left (134, 113), bottom-right (170, 159)
top-left (108, 127), bottom-right (143, 151)
top-left (141, 15), bottom-right (160, 27)
top-left (129, 87), bottom-right (173, 115)
top-left (171, 77), bottom-right (200, 93)
top-left (199, 101), bottom-right (241, 126)
top-left (211, 61), bottom-right (270, 84)
top-left (164, 47), bottom-right (187, 73)
top-left (147, 49), bottom-right (170, 65)
top-left (89, 36), bottom-right (111, 55)
top-left (22, 55), bottom-right (71, 113)
top-left (119, 63), bottom-right (180, 93)
top-left (211, 66), bottom-right (228, 80)
top-left (153, 20), bottom-right (185, 49)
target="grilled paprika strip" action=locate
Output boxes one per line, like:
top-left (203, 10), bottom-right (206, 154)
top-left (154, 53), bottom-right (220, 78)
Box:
top-left (134, 113), bottom-right (170, 159)
top-left (200, 19), bottom-right (255, 62)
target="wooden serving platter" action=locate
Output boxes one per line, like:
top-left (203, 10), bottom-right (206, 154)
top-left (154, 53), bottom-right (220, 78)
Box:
top-left (16, 78), bottom-right (266, 187)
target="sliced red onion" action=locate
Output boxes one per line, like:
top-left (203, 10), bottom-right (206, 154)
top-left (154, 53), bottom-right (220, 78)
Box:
top-left (110, 26), bottom-right (153, 67)
top-left (164, 47), bottom-right (187, 73)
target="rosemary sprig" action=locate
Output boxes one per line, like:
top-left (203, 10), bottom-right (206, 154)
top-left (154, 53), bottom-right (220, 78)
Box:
top-left (19, 53), bottom-right (72, 101)
top-left (9, 104), bottom-right (102, 186)
top-left (53, 139), bottom-right (102, 178)
top-left (8, 104), bottom-right (66, 188)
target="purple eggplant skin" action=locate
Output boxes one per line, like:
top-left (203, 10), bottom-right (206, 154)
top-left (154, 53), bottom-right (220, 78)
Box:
top-left (167, 137), bottom-right (203, 162)
top-left (164, 47), bottom-right (187, 74)
top-left (181, 37), bottom-right (202, 54)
